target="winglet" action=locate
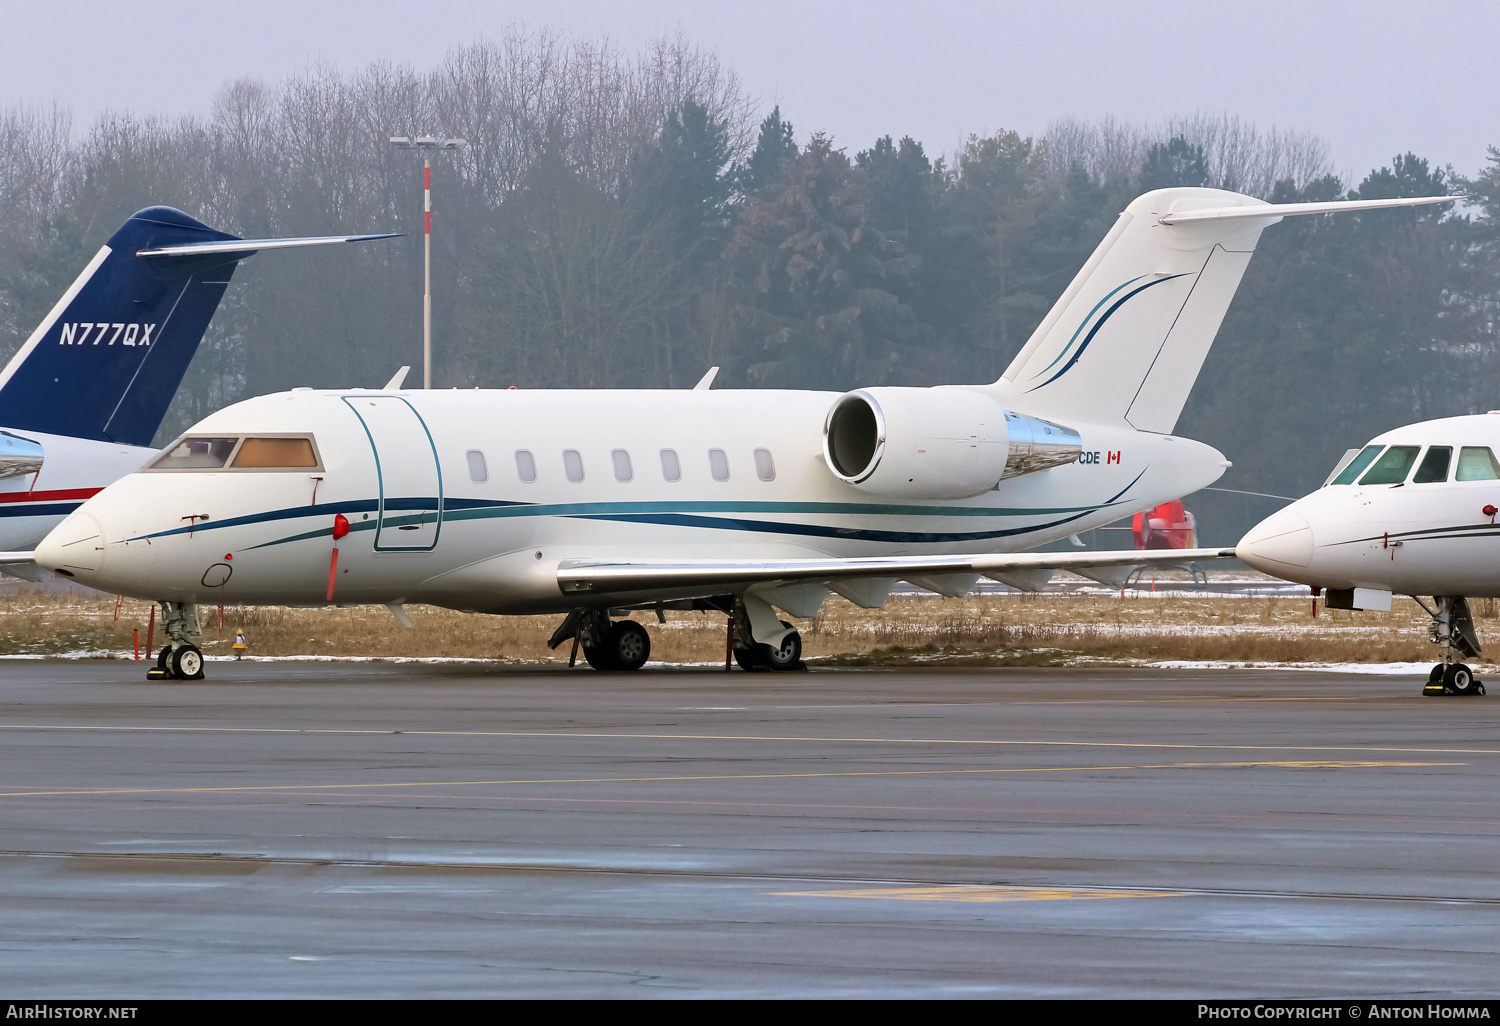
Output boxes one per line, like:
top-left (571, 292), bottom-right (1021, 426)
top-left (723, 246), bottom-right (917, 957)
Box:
top-left (384, 366), bottom-right (411, 390)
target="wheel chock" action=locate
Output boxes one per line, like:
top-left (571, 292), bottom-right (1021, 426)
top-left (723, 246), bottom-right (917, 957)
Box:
top-left (1422, 680), bottom-right (1486, 697)
top-left (146, 668), bottom-right (171, 681)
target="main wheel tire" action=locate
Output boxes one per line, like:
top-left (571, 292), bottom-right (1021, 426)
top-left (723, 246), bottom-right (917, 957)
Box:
top-left (1447, 663), bottom-right (1478, 694)
top-left (734, 647), bottom-right (767, 671)
top-left (582, 642), bottom-right (614, 671)
top-left (601, 620), bottom-right (650, 672)
top-left (756, 622), bottom-right (802, 672)
top-left (1429, 664), bottom-right (1446, 684)
top-left (170, 644), bottom-right (205, 681)
top-left (157, 646), bottom-right (174, 676)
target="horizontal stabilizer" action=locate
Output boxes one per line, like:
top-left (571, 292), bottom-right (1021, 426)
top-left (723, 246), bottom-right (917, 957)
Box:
top-left (1157, 193), bottom-right (1454, 225)
top-left (557, 548), bottom-right (1235, 599)
top-left (137, 232), bottom-right (400, 259)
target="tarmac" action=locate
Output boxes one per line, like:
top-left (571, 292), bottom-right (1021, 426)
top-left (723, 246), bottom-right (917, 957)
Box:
top-left (0, 659), bottom-right (1496, 998)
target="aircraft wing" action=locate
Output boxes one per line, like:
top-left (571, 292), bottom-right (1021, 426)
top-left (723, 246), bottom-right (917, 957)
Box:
top-left (557, 547), bottom-right (1236, 596)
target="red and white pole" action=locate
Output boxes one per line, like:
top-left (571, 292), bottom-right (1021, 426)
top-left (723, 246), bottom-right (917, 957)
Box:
top-left (423, 158), bottom-right (431, 389)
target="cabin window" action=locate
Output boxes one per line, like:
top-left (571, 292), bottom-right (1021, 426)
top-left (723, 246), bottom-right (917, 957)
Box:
top-left (612, 449), bottom-right (632, 482)
top-left (231, 437), bottom-right (320, 469)
top-left (1413, 446), bottom-right (1452, 483)
top-left (660, 449), bottom-right (681, 482)
top-left (149, 436), bottom-right (240, 470)
top-left (1358, 445), bottom-right (1420, 485)
top-left (1329, 445), bottom-right (1383, 485)
top-left (515, 450), bottom-right (536, 483)
top-left (563, 449), bottom-right (584, 483)
top-left (1456, 446), bottom-right (1500, 481)
top-left (709, 449), bottom-right (730, 482)
top-left (466, 450), bottom-right (488, 483)
top-left (754, 448), bottom-right (776, 481)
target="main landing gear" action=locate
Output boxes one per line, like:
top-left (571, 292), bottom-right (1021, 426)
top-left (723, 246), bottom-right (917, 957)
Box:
top-left (146, 601), bottom-right (206, 681)
top-left (1414, 596), bottom-right (1486, 697)
top-left (731, 597), bottom-right (804, 672)
top-left (545, 595), bottom-right (807, 673)
top-left (547, 610), bottom-right (651, 672)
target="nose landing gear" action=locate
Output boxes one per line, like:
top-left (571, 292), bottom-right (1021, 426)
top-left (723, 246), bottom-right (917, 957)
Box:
top-left (145, 601), bottom-right (206, 681)
top-left (1415, 596), bottom-right (1486, 696)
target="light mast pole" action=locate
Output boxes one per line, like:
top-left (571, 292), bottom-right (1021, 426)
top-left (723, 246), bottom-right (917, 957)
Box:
top-left (389, 135), bottom-right (467, 388)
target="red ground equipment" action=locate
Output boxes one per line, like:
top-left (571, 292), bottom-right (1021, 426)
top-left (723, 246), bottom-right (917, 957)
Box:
top-left (1132, 500), bottom-right (1197, 550)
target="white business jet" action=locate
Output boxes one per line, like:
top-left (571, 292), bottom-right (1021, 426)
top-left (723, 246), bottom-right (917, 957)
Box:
top-left (1238, 415), bottom-right (1500, 695)
top-left (30, 187), bottom-right (1450, 680)
top-left (0, 206), bottom-right (395, 575)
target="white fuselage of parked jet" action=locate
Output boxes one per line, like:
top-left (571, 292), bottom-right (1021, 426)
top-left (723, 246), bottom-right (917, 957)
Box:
top-left (1238, 414), bottom-right (1500, 597)
top-left (39, 387), bottom-right (1229, 612)
top-left (0, 432), bottom-right (153, 556)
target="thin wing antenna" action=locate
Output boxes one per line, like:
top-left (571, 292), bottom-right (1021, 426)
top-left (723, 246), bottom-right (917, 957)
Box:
top-left (384, 366), bottom-right (411, 390)
top-left (693, 366), bottom-right (719, 390)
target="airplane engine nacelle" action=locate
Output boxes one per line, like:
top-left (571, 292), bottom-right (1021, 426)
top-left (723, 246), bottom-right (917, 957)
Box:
top-left (822, 387), bottom-right (1081, 499)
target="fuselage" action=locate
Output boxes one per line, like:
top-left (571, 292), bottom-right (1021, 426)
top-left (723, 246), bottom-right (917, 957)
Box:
top-left (1237, 414), bottom-right (1500, 596)
top-left (37, 386), bottom-right (1229, 613)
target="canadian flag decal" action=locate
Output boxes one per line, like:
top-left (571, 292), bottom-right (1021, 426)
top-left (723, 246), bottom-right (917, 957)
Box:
top-left (1106, 451), bottom-right (1121, 465)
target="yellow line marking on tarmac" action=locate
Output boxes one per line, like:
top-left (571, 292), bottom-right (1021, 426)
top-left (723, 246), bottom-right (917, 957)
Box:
top-left (771, 885), bottom-right (1182, 903)
top-left (0, 722), bottom-right (1497, 756)
top-left (0, 760), bottom-right (1463, 799)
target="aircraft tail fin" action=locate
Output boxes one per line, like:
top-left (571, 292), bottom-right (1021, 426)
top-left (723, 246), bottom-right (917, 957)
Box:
top-left (0, 207), bottom-right (397, 448)
top-left (997, 188), bottom-right (1452, 433)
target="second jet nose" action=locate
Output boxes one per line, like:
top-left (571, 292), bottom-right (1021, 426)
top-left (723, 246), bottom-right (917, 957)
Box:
top-left (1236, 507), bottom-right (1314, 574)
top-left (35, 511), bottom-right (107, 578)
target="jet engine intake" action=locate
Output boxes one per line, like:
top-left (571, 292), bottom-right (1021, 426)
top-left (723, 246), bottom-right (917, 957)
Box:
top-left (822, 387), bottom-right (1080, 499)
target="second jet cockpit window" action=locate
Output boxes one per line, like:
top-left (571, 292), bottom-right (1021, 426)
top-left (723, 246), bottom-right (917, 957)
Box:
top-left (1413, 446), bottom-right (1453, 483)
top-left (1358, 446), bottom-right (1420, 486)
top-left (1329, 445), bottom-right (1383, 485)
top-left (1456, 446), bottom-right (1500, 481)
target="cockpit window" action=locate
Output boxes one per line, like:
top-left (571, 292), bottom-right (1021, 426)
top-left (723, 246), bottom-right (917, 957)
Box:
top-left (149, 437), bottom-right (239, 470)
top-left (1456, 446), bottom-right (1500, 481)
top-left (1358, 445), bottom-right (1420, 485)
top-left (1413, 446), bottom-right (1453, 483)
top-left (1330, 445), bottom-right (1384, 485)
top-left (231, 437), bottom-right (319, 469)
top-left (148, 435), bottom-right (321, 471)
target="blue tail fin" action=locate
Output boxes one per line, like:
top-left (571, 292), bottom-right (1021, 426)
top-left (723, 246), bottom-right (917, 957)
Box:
top-left (0, 207), bottom-right (241, 447)
top-left (0, 207), bottom-right (398, 449)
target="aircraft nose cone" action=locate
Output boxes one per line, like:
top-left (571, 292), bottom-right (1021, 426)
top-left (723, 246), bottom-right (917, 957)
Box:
top-left (1236, 508), bottom-right (1314, 572)
top-left (35, 511), bottom-right (107, 576)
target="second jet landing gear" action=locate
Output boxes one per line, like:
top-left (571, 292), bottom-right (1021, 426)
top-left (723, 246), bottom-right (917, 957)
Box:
top-left (1414, 596), bottom-right (1486, 696)
top-left (147, 601), bottom-right (206, 681)
top-left (547, 610), bottom-right (651, 672)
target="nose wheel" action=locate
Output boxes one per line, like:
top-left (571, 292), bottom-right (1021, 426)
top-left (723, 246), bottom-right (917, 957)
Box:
top-left (1425, 662), bottom-right (1486, 697)
top-left (145, 602), bottom-right (208, 681)
top-left (1416, 597), bottom-right (1486, 697)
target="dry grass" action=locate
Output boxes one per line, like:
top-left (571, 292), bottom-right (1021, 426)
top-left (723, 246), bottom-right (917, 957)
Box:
top-left (0, 579), bottom-right (1466, 667)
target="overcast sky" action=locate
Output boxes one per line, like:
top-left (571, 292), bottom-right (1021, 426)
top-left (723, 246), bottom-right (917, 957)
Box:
top-left (3, 0), bottom-right (1496, 184)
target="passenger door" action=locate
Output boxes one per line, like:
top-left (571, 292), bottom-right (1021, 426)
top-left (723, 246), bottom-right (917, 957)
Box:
top-left (343, 396), bottom-right (443, 551)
